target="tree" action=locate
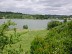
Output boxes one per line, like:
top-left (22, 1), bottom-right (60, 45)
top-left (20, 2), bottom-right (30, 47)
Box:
top-left (47, 21), bottom-right (62, 29)
top-left (63, 18), bottom-right (67, 23)
top-left (23, 25), bottom-right (28, 29)
top-left (0, 20), bottom-right (23, 54)
top-left (0, 20), bottom-right (16, 53)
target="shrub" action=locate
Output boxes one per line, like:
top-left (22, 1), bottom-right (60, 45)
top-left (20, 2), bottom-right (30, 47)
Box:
top-left (63, 18), bottom-right (67, 23)
top-left (23, 25), bottom-right (28, 29)
top-left (30, 36), bottom-right (48, 54)
top-left (30, 21), bottom-right (72, 54)
top-left (6, 44), bottom-right (23, 54)
top-left (45, 21), bottom-right (72, 54)
top-left (0, 20), bottom-right (16, 53)
top-left (47, 21), bottom-right (62, 29)
top-left (0, 20), bottom-right (23, 54)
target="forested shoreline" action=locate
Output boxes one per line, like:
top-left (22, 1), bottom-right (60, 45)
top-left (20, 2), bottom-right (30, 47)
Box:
top-left (0, 11), bottom-right (72, 19)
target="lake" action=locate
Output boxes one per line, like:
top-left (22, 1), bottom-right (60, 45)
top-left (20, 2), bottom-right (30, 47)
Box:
top-left (0, 19), bottom-right (63, 30)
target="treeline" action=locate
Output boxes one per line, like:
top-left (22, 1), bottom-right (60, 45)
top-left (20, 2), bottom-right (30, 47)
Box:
top-left (0, 11), bottom-right (72, 19)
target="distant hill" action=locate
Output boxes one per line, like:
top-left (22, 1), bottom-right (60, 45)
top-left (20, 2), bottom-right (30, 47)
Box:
top-left (0, 11), bottom-right (72, 19)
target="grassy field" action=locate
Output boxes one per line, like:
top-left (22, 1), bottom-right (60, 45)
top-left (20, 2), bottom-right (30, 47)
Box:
top-left (5, 29), bottom-right (48, 54)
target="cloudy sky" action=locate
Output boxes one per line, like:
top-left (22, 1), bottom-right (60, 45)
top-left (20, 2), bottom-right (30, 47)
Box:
top-left (0, 0), bottom-right (72, 15)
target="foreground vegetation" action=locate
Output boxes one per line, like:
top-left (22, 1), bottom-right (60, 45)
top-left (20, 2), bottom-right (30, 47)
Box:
top-left (7, 30), bottom-right (48, 54)
top-left (0, 21), bottom-right (48, 54)
top-left (30, 21), bottom-right (72, 54)
top-left (0, 20), bottom-right (72, 54)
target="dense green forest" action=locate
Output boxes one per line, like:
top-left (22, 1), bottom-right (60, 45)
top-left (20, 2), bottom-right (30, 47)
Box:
top-left (0, 11), bottom-right (72, 19)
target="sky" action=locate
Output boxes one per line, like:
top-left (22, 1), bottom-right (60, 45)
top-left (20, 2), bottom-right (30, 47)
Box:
top-left (0, 0), bottom-right (72, 15)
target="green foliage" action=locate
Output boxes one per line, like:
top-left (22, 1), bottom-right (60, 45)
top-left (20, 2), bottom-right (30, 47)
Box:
top-left (30, 36), bottom-right (48, 54)
top-left (63, 18), bottom-right (67, 23)
top-left (0, 20), bottom-right (23, 54)
top-left (23, 25), bottom-right (28, 29)
top-left (5, 44), bottom-right (23, 54)
top-left (30, 21), bottom-right (72, 54)
top-left (45, 21), bottom-right (72, 54)
top-left (0, 11), bottom-right (71, 19)
top-left (0, 20), bottom-right (16, 53)
top-left (47, 21), bottom-right (62, 29)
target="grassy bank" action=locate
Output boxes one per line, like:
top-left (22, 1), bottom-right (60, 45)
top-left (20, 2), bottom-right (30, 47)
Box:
top-left (5, 30), bottom-right (48, 54)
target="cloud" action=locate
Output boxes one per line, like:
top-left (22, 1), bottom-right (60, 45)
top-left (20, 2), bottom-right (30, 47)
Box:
top-left (0, 0), bottom-right (72, 15)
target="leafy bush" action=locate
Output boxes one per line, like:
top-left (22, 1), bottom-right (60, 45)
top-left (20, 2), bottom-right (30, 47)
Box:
top-left (47, 21), bottom-right (62, 29)
top-left (23, 25), bottom-right (28, 29)
top-left (30, 36), bottom-right (48, 54)
top-left (6, 44), bottom-right (23, 54)
top-left (30, 21), bottom-right (72, 54)
top-left (63, 18), bottom-right (67, 23)
top-left (0, 20), bottom-right (16, 53)
top-left (0, 20), bottom-right (23, 54)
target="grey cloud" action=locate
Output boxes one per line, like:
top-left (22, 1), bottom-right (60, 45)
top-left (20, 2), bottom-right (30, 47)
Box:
top-left (15, 0), bottom-right (23, 1)
top-left (0, 0), bottom-right (72, 15)
top-left (0, 0), bottom-right (5, 2)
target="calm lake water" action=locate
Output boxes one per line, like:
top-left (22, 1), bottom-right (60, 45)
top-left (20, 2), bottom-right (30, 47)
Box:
top-left (0, 19), bottom-right (63, 30)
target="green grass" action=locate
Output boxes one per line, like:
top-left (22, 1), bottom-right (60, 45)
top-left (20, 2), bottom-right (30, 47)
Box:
top-left (5, 29), bottom-right (48, 54)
